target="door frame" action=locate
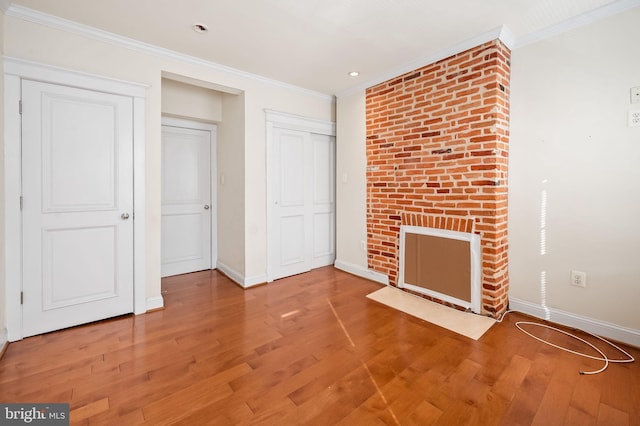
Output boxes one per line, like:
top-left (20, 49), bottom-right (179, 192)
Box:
top-left (265, 109), bottom-right (336, 282)
top-left (161, 117), bottom-right (218, 274)
top-left (3, 57), bottom-right (147, 342)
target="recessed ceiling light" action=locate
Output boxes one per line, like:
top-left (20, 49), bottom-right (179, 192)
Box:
top-left (348, 71), bottom-right (360, 77)
top-left (193, 23), bottom-right (209, 34)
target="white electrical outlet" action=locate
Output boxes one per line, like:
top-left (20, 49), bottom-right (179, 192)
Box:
top-left (570, 270), bottom-right (586, 288)
top-left (629, 110), bottom-right (640, 127)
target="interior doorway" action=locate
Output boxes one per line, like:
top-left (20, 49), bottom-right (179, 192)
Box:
top-left (161, 118), bottom-right (218, 277)
top-left (3, 58), bottom-right (147, 342)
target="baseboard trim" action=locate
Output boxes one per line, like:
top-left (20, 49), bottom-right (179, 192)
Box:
top-left (509, 297), bottom-right (640, 348)
top-left (145, 296), bottom-right (164, 312)
top-left (244, 274), bottom-right (268, 288)
top-left (0, 328), bottom-right (8, 360)
top-left (334, 260), bottom-right (389, 285)
top-left (216, 261), bottom-right (246, 287)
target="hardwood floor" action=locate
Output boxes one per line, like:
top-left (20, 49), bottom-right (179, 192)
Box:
top-left (1, 267), bottom-right (638, 425)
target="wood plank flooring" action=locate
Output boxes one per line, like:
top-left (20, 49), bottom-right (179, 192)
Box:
top-left (1, 267), bottom-right (638, 425)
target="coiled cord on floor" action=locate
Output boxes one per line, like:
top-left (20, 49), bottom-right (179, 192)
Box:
top-left (498, 311), bottom-right (635, 375)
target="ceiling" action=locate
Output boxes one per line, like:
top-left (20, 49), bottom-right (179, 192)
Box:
top-left (8, 0), bottom-right (629, 95)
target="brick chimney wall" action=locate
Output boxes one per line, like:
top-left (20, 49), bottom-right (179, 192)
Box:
top-left (365, 40), bottom-right (511, 316)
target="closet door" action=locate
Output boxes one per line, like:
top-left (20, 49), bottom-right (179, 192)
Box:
top-left (268, 124), bottom-right (335, 281)
top-left (270, 128), bottom-right (313, 280)
top-left (310, 133), bottom-right (335, 269)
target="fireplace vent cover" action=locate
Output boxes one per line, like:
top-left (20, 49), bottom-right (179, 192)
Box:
top-left (398, 225), bottom-right (481, 313)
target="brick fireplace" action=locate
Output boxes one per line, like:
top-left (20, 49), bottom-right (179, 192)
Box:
top-left (365, 39), bottom-right (511, 317)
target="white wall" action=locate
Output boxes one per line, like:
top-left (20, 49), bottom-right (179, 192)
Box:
top-left (2, 13), bottom-right (333, 309)
top-left (161, 78), bottom-right (222, 123)
top-left (335, 91), bottom-right (368, 270)
top-left (217, 92), bottom-right (246, 277)
top-left (509, 8), bottom-right (640, 330)
top-left (334, 90), bottom-right (388, 285)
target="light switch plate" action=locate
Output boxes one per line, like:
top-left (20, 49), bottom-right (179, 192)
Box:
top-left (632, 87), bottom-right (640, 104)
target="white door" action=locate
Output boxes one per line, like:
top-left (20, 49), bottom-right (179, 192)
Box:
top-left (161, 124), bottom-right (213, 277)
top-left (272, 128), bottom-right (312, 279)
top-left (310, 133), bottom-right (336, 269)
top-left (21, 80), bottom-right (134, 338)
top-left (270, 128), bottom-right (335, 280)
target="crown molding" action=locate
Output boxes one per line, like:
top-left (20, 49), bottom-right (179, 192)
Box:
top-left (5, 4), bottom-right (334, 101)
top-left (8, 1), bottom-right (637, 100)
top-left (337, 0), bottom-right (640, 98)
top-left (0, 0), bottom-right (11, 13)
top-left (336, 26), bottom-right (510, 99)
top-left (497, 25), bottom-right (517, 51)
top-left (515, 0), bottom-right (640, 48)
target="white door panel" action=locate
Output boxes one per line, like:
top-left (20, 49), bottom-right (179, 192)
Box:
top-left (42, 98), bottom-right (117, 211)
top-left (42, 226), bottom-right (118, 308)
top-left (313, 134), bottom-right (333, 204)
top-left (161, 124), bottom-right (213, 277)
top-left (272, 129), bottom-right (311, 279)
top-left (22, 80), bottom-right (134, 338)
top-left (163, 213), bottom-right (205, 261)
top-left (280, 215), bottom-right (306, 266)
top-left (280, 133), bottom-right (306, 206)
top-left (311, 134), bottom-right (335, 268)
top-left (313, 213), bottom-right (332, 254)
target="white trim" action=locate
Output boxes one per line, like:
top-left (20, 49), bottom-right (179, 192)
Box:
top-left (161, 117), bottom-right (218, 275)
top-left (515, 0), bottom-right (640, 48)
top-left (497, 25), bottom-right (517, 51)
top-left (0, 0), bottom-right (11, 13)
top-left (3, 56), bottom-right (147, 97)
top-left (0, 328), bottom-right (7, 352)
top-left (398, 225), bottom-right (482, 314)
top-left (133, 97), bottom-right (147, 315)
top-left (6, 1), bottom-right (638, 101)
top-left (162, 72), bottom-right (243, 96)
top-left (337, 1), bottom-right (640, 98)
top-left (337, 26), bottom-right (511, 98)
top-left (4, 74), bottom-right (22, 342)
top-left (162, 117), bottom-right (217, 131)
top-left (215, 262), bottom-right (270, 289)
top-left (334, 260), bottom-right (389, 285)
top-left (3, 58), bottom-right (147, 340)
top-left (145, 296), bottom-right (165, 312)
top-left (509, 297), bottom-right (640, 348)
top-left (264, 109), bottom-right (336, 136)
top-left (6, 4), bottom-right (332, 101)
top-left (216, 261), bottom-right (245, 287)
top-left (244, 274), bottom-right (268, 288)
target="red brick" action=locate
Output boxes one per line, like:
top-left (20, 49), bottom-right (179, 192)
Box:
top-left (366, 39), bottom-right (510, 317)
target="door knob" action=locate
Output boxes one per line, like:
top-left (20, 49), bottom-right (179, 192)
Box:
top-left (204, 204), bottom-right (210, 210)
top-left (121, 213), bottom-right (130, 220)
